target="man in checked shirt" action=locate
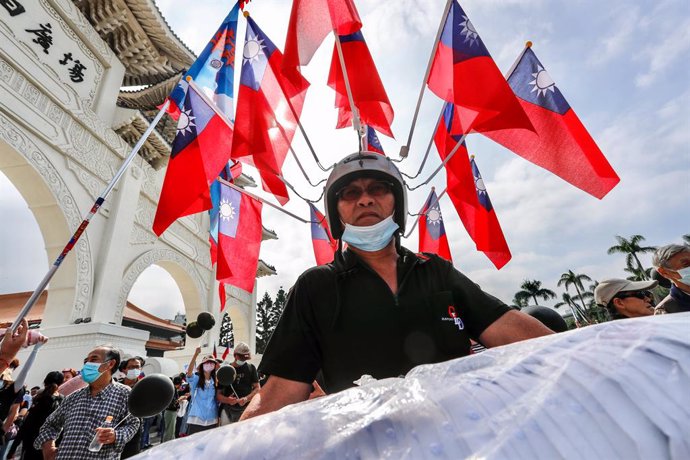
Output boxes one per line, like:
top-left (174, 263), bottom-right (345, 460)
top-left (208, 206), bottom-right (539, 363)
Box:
top-left (35, 345), bottom-right (140, 459)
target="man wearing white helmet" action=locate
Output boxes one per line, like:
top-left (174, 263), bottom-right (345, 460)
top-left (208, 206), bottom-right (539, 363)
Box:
top-left (242, 152), bottom-right (552, 419)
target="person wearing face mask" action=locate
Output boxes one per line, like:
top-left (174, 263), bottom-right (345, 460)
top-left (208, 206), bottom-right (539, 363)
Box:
top-left (118, 356), bottom-right (145, 457)
top-left (35, 345), bottom-right (140, 459)
top-left (216, 342), bottom-right (259, 425)
top-left (652, 243), bottom-right (690, 314)
top-left (184, 348), bottom-right (219, 435)
top-left (241, 152), bottom-right (553, 421)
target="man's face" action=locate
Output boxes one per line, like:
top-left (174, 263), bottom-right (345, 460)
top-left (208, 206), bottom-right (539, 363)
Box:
top-left (336, 178), bottom-right (395, 227)
top-left (84, 348), bottom-right (113, 374)
top-left (234, 353), bottom-right (250, 362)
top-left (124, 359), bottom-right (141, 372)
top-left (659, 251), bottom-right (690, 288)
top-left (612, 290), bottom-right (655, 317)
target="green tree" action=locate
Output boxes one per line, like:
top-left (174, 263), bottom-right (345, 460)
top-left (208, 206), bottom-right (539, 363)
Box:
top-left (255, 287), bottom-right (287, 354)
top-left (557, 270), bottom-right (592, 319)
top-left (511, 294), bottom-right (528, 310)
top-left (683, 234), bottom-right (690, 245)
top-left (219, 312), bottom-right (234, 348)
top-left (255, 292), bottom-right (275, 354)
top-left (515, 279), bottom-right (556, 306)
top-left (623, 259), bottom-right (652, 281)
top-left (607, 234), bottom-right (656, 280)
top-left (554, 292), bottom-right (588, 325)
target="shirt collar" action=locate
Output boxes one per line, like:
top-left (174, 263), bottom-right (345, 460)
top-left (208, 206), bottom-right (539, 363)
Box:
top-left (334, 245), bottom-right (428, 274)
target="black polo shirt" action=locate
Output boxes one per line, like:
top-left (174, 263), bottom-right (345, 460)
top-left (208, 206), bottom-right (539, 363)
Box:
top-left (259, 247), bottom-right (511, 393)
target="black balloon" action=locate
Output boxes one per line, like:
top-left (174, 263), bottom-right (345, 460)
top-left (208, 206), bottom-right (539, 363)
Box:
top-left (128, 374), bottom-right (174, 418)
top-left (197, 312), bottom-right (216, 331)
top-left (522, 305), bottom-right (569, 333)
top-left (217, 364), bottom-right (237, 386)
top-left (186, 321), bottom-right (204, 339)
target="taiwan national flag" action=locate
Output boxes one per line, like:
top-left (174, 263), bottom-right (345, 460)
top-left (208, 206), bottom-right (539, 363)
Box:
top-left (283, 0), bottom-right (361, 80)
top-left (434, 112), bottom-right (511, 268)
top-left (328, 31), bottom-right (394, 137)
top-left (418, 189), bottom-right (452, 262)
top-left (309, 203), bottom-right (337, 265)
top-left (217, 184), bottom-right (263, 292)
top-left (484, 47), bottom-right (620, 199)
top-left (426, 0), bottom-right (532, 134)
top-left (153, 85), bottom-right (234, 236)
top-left (231, 16), bottom-right (310, 206)
top-left (210, 161), bottom-right (243, 265)
top-left (166, 3), bottom-right (239, 120)
top-left (366, 126), bottom-right (385, 155)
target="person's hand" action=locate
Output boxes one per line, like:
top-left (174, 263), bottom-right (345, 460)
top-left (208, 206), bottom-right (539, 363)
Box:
top-left (194, 346), bottom-right (201, 356)
top-left (96, 427), bottom-right (116, 445)
top-left (41, 441), bottom-right (57, 460)
top-left (0, 319), bottom-right (29, 364)
top-left (227, 396), bottom-right (239, 405)
top-left (239, 397), bottom-right (248, 407)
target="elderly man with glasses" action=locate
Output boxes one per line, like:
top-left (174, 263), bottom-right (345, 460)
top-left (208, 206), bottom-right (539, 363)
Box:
top-left (652, 243), bottom-right (690, 314)
top-left (240, 152), bottom-right (553, 421)
top-left (594, 279), bottom-right (659, 319)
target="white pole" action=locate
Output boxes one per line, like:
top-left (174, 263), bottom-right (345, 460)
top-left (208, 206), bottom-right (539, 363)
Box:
top-left (333, 31), bottom-right (363, 151)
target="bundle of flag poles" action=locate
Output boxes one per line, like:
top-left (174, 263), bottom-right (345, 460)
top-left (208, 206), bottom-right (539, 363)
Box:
top-left (9, 0), bottom-right (621, 331)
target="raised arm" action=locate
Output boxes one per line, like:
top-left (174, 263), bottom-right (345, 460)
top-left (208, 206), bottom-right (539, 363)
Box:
top-left (479, 310), bottom-right (553, 348)
top-left (186, 347), bottom-right (201, 378)
top-left (0, 319), bottom-right (29, 373)
top-left (239, 375), bottom-right (311, 421)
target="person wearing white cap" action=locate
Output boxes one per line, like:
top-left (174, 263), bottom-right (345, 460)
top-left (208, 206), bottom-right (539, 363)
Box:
top-left (594, 279), bottom-right (658, 319)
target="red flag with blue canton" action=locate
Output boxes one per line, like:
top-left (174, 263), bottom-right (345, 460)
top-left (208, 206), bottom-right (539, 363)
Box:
top-left (222, 346), bottom-right (230, 360)
top-left (231, 16), bottom-right (309, 205)
top-left (219, 282), bottom-right (227, 312)
top-left (153, 85), bottom-right (234, 236)
top-left (309, 203), bottom-right (337, 265)
top-left (210, 161), bottom-right (243, 265)
top-left (366, 126), bottom-right (385, 155)
top-left (484, 47), bottom-right (619, 199)
top-left (418, 189), bottom-right (452, 262)
top-left (328, 31), bottom-right (394, 137)
top-left (434, 109), bottom-right (511, 268)
top-left (283, 0), bottom-right (361, 81)
top-left (166, 3), bottom-right (239, 120)
top-left (426, 0), bottom-right (533, 134)
top-left (217, 184), bottom-right (263, 292)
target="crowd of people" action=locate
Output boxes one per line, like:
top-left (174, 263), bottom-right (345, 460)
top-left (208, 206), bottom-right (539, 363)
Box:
top-left (0, 153), bottom-right (687, 458)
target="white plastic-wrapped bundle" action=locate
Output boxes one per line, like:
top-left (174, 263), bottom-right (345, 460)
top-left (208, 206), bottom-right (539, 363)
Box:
top-left (137, 314), bottom-right (690, 459)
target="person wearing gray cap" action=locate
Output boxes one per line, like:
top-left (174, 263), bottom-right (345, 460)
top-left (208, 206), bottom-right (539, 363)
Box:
top-left (651, 243), bottom-right (690, 314)
top-left (594, 279), bottom-right (658, 319)
top-left (241, 152), bottom-right (553, 421)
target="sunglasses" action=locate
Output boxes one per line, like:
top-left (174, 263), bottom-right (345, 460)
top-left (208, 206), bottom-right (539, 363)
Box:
top-left (337, 181), bottom-right (393, 202)
top-left (616, 290), bottom-right (653, 300)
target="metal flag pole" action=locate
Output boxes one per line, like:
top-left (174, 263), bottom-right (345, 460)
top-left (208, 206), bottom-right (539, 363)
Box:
top-left (406, 41), bottom-right (532, 191)
top-left (399, 0), bottom-right (453, 159)
top-left (333, 30), bottom-right (364, 152)
top-left (10, 100), bottom-right (171, 332)
top-left (218, 177), bottom-right (314, 223)
top-left (403, 187), bottom-right (447, 238)
top-left (400, 105), bottom-right (445, 179)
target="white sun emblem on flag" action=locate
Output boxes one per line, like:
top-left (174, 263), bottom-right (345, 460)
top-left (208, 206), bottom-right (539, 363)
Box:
top-left (530, 66), bottom-right (556, 97)
top-left (427, 206), bottom-right (443, 226)
top-left (243, 38), bottom-right (266, 65)
top-left (176, 109), bottom-right (196, 136)
top-left (460, 16), bottom-right (479, 46)
top-left (219, 198), bottom-right (236, 222)
top-left (475, 175), bottom-right (489, 199)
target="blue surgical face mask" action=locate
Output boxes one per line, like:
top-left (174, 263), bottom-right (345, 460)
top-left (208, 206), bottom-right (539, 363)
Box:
top-left (341, 214), bottom-right (399, 252)
top-left (81, 362), bottom-right (103, 384)
top-left (677, 266), bottom-right (690, 285)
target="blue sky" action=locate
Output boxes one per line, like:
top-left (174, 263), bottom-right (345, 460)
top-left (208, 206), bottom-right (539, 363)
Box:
top-left (2, 0), bottom-right (688, 319)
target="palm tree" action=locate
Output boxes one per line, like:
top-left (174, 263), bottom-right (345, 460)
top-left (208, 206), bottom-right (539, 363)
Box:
top-left (515, 279), bottom-right (556, 306)
top-left (607, 235), bottom-right (656, 280)
top-left (683, 234), bottom-right (690, 245)
top-left (511, 295), bottom-right (528, 310)
top-left (623, 259), bottom-right (652, 281)
top-left (554, 293), bottom-right (587, 326)
top-left (557, 270), bottom-right (592, 316)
